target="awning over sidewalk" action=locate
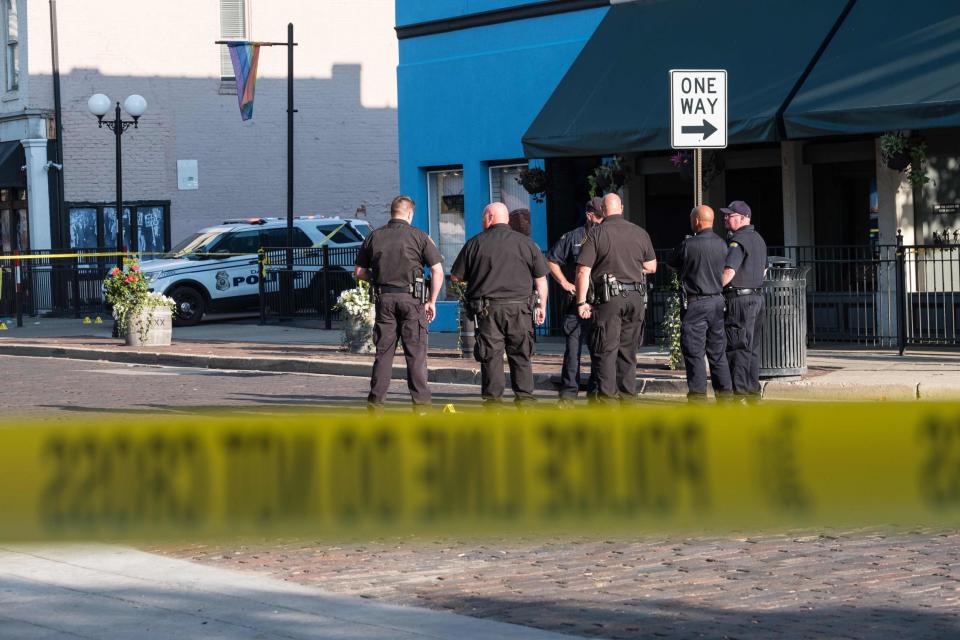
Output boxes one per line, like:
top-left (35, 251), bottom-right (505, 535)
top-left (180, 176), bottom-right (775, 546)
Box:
top-left (783, 0), bottom-right (960, 138)
top-left (521, 0), bottom-right (848, 157)
top-left (0, 141), bottom-right (25, 188)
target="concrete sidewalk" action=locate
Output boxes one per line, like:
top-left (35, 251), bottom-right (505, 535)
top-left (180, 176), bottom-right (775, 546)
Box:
top-left (1, 317), bottom-right (959, 401)
top-left (0, 545), bottom-right (577, 639)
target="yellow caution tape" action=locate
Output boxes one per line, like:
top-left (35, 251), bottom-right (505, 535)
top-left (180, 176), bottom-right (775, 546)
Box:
top-left (0, 322), bottom-right (6, 330)
top-left (0, 403), bottom-right (958, 542)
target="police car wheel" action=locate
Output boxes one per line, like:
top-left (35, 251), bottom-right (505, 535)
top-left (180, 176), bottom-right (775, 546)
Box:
top-left (170, 286), bottom-right (205, 326)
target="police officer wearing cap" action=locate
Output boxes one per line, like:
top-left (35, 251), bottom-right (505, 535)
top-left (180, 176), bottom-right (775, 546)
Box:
top-left (721, 200), bottom-right (768, 400)
top-left (576, 193), bottom-right (657, 403)
top-left (355, 195), bottom-right (444, 412)
top-left (451, 202), bottom-right (549, 407)
top-left (667, 205), bottom-right (733, 401)
top-left (547, 197), bottom-right (604, 407)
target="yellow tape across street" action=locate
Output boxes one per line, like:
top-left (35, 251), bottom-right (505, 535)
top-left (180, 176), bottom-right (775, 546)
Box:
top-left (0, 403), bottom-right (958, 542)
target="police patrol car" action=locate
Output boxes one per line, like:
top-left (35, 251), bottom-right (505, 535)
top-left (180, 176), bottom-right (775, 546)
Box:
top-left (140, 217), bottom-right (371, 325)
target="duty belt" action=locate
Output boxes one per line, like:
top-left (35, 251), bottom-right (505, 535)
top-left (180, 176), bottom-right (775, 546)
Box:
top-left (618, 282), bottom-right (645, 293)
top-left (723, 287), bottom-right (760, 297)
top-left (686, 292), bottom-right (722, 301)
top-left (486, 297), bottom-right (532, 306)
top-left (376, 284), bottom-right (412, 294)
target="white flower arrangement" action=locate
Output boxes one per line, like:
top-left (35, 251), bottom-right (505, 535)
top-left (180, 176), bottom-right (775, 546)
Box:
top-left (333, 279), bottom-right (374, 323)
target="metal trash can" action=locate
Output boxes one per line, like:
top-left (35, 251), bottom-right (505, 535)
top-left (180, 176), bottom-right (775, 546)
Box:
top-left (760, 258), bottom-right (809, 378)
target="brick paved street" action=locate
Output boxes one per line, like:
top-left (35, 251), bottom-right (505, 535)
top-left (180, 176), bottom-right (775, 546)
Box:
top-left (4, 354), bottom-right (959, 638)
top-left (156, 530), bottom-right (960, 639)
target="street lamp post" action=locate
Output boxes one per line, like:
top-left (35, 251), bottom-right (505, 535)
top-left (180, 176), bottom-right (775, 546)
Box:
top-left (87, 93), bottom-right (147, 270)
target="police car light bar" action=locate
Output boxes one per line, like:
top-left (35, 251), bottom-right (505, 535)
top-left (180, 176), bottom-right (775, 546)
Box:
top-left (221, 218), bottom-right (269, 225)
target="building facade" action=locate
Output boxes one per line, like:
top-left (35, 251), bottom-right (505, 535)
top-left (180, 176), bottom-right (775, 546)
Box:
top-left (0, 0), bottom-right (400, 255)
top-left (397, 0), bottom-right (960, 346)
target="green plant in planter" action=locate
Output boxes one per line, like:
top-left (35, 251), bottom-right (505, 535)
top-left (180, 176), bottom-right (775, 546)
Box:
top-left (879, 131), bottom-right (910, 171)
top-left (588, 156), bottom-right (628, 197)
top-left (103, 261), bottom-right (176, 342)
top-left (908, 142), bottom-right (931, 189)
top-left (662, 273), bottom-right (683, 370)
top-left (449, 280), bottom-right (470, 353)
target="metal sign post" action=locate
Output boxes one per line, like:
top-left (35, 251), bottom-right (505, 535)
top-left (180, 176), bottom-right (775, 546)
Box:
top-left (670, 69), bottom-right (727, 207)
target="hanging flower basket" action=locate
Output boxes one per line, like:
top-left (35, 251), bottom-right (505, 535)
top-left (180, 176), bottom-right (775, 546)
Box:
top-left (515, 167), bottom-right (548, 203)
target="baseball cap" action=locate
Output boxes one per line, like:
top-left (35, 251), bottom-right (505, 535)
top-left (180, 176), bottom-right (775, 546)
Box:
top-left (585, 197), bottom-right (604, 215)
top-left (720, 200), bottom-right (752, 218)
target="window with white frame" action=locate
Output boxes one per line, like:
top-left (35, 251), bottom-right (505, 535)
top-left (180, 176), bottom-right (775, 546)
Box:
top-left (489, 163), bottom-right (530, 214)
top-left (3, 0), bottom-right (18, 92)
top-left (427, 169), bottom-right (465, 273)
top-left (219, 0), bottom-right (248, 81)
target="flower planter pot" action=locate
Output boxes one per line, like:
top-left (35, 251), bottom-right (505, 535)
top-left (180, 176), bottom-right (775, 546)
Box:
top-left (125, 307), bottom-right (173, 347)
top-left (344, 314), bottom-right (375, 354)
top-left (458, 308), bottom-right (476, 358)
top-left (885, 151), bottom-right (910, 172)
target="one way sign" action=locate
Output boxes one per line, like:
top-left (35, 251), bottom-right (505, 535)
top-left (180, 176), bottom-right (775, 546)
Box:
top-left (670, 69), bottom-right (727, 149)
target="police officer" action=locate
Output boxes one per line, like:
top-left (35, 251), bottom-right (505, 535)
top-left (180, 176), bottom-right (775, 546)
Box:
top-left (547, 197), bottom-right (604, 407)
top-left (721, 200), bottom-right (768, 400)
top-left (355, 195), bottom-right (444, 412)
top-left (667, 205), bottom-right (733, 401)
top-left (451, 202), bottom-right (548, 407)
top-left (576, 193), bottom-right (657, 403)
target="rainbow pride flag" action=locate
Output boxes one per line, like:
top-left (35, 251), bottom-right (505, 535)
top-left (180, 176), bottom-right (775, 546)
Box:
top-left (227, 42), bottom-right (261, 121)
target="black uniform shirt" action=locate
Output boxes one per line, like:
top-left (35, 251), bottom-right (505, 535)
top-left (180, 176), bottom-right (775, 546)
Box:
top-left (547, 225), bottom-right (589, 282)
top-left (667, 229), bottom-right (727, 296)
top-left (576, 215), bottom-right (656, 285)
top-left (724, 224), bottom-right (768, 289)
top-left (451, 223), bottom-right (548, 300)
top-left (354, 218), bottom-right (442, 288)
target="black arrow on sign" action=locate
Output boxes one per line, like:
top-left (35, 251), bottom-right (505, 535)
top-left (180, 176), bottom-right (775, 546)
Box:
top-left (681, 119), bottom-right (718, 140)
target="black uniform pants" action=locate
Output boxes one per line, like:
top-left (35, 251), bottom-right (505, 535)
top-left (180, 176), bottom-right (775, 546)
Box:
top-left (369, 293), bottom-right (430, 406)
top-left (681, 296), bottom-right (732, 397)
top-left (559, 312), bottom-right (596, 399)
top-left (589, 290), bottom-right (645, 403)
top-left (475, 302), bottom-right (536, 404)
top-left (724, 293), bottom-right (765, 396)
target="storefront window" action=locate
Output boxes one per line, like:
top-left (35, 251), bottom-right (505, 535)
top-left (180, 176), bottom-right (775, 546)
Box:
top-left (427, 169), bottom-right (464, 273)
top-left (489, 163), bottom-right (530, 214)
top-left (67, 202), bottom-right (171, 253)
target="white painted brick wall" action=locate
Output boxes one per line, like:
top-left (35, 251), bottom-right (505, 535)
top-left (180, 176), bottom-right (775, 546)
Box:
top-left (23, 0), bottom-right (398, 243)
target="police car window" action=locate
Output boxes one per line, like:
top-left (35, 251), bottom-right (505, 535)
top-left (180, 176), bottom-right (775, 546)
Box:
top-left (263, 227), bottom-right (312, 248)
top-left (166, 232), bottom-right (221, 259)
top-left (211, 230), bottom-right (260, 255)
top-left (316, 224), bottom-right (362, 244)
top-left (353, 223), bottom-right (371, 238)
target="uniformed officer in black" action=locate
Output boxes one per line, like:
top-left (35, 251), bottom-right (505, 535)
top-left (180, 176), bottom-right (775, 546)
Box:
top-left (547, 197), bottom-right (604, 407)
top-left (576, 193), bottom-right (657, 403)
top-left (721, 200), bottom-right (768, 400)
top-left (667, 205), bottom-right (733, 401)
top-left (355, 195), bottom-right (444, 412)
top-left (451, 202), bottom-right (549, 407)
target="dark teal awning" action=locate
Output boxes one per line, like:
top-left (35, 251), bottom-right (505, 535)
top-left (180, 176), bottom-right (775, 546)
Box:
top-left (522, 0), bottom-right (848, 157)
top-left (783, 0), bottom-right (960, 138)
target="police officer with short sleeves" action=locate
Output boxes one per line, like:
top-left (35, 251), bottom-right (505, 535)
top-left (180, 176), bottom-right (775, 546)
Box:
top-left (720, 200), bottom-right (768, 400)
top-left (667, 205), bottom-right (732, 401)
top-left (451, 202), bottom-right (549, 407)
top-left (355, 195), bottom-right (444, 412)
top-left (576, 193), bottom-right (657, 403)
top-left (547, 197), bottom-right (604, 407)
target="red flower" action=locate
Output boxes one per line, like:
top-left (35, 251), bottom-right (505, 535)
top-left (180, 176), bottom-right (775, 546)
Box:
top-left (131, 265), bottom-right (140, 271)
top-left (111, 268), bottom-right (121, 276)
top-left (125, 275), bottom-right (135, 283)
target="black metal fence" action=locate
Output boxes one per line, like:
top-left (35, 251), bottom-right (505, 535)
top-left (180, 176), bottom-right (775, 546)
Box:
top-left (0, 250), bottom-right (115, 321)
top-left (258, 245), bottom-right (359, 327)
top-left (3, 240), bottom-right (958, 350)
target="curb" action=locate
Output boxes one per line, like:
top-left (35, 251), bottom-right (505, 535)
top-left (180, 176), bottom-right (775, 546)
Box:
top-left (0, 343), bottom-right (949, 401)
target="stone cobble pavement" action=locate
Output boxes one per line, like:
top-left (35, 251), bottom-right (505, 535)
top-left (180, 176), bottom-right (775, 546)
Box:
top-left (154, 529), bottom-right (960, 639)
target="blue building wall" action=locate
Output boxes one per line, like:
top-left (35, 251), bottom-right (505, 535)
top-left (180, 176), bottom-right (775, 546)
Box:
top-left (396, 1), bottom-right (607, 248)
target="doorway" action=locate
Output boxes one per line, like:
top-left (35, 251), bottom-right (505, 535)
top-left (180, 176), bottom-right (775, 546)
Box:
top-left (724, 166), bottom-right (784, 247)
